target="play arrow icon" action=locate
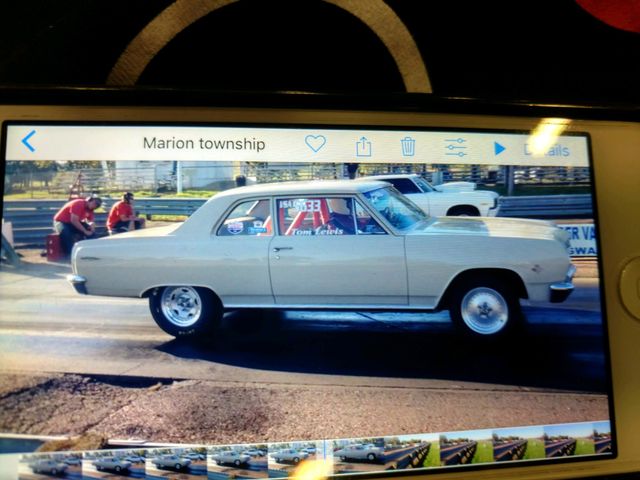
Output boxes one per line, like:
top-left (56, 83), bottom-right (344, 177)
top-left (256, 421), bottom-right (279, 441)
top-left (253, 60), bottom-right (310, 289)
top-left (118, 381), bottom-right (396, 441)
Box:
top-left (22, 130), bottom-right (36, 152)
top-left (494, 141), bottom-right (505, 155)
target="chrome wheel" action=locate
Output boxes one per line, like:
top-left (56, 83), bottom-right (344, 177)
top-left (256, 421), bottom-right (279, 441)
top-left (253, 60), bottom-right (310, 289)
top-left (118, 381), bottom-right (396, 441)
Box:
top-left (160, 286), bottom-right (202, 327)
top-left (460, 287), bottom-right (508, 335)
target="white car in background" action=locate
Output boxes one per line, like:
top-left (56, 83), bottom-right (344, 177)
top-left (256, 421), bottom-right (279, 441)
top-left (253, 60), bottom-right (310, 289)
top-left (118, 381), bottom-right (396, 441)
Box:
top-left (358, 174), bottom-right (499, 216)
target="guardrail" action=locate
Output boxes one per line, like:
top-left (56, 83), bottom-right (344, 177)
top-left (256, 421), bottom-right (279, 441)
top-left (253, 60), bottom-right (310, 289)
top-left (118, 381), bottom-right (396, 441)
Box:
top-left (498, 195), bottom-right (592, 219)
top-left (3, 194), bottom-right (592, 247)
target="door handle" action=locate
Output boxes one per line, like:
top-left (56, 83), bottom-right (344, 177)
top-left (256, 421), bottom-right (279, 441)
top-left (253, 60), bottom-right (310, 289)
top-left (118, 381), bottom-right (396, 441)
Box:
top-left (273, 247), bottom-right (293, 252)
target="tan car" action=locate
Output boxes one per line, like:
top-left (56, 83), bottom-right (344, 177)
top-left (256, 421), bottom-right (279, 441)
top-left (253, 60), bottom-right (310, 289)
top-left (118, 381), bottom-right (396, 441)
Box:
top-left (68, 180), bottom-right (574, 339)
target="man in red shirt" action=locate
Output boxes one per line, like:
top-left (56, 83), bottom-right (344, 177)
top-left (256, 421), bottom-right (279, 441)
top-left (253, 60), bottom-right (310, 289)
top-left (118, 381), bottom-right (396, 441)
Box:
top-left (107, 192), bottom-right (146, 235)
top-left (53, 195), bottom-right (102, 255)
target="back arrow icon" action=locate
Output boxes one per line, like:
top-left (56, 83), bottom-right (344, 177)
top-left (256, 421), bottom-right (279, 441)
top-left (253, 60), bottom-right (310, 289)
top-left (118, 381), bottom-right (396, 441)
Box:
top-left (22, 130), bottom-right (36, 152)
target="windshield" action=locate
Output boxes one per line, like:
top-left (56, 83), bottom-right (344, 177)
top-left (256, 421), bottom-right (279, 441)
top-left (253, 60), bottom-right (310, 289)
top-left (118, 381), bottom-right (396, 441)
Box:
top-left (413, 176), bottom-right (435, 192)
top-left (363, 187), bottom-right (429, 230)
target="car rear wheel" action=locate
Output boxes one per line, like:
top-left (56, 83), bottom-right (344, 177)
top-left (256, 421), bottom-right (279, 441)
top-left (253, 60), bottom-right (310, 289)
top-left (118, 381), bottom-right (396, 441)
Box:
top-left (367, 453), bottom-right (376, 461)
top-left (449, 277), bottom-right (521, 337)
top-left (234, 460), bottom-right (241, 466)
top-left (175, 463), bottom-right (182, 469)
top-left (115, 466), bottom-right (121, 472)
top-left (149, 286), bottom-right (222, 337)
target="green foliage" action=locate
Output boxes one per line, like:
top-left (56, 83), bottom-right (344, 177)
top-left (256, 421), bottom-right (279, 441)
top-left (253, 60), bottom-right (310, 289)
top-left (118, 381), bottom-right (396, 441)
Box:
top-left (422, 442), bottom-right (440, 467)
top-left (575, 439), bottom-right (595, 456)
top-left (471, 440), bottom-right (494, 464)
top-left (523, 439), bottom-right (545, 459)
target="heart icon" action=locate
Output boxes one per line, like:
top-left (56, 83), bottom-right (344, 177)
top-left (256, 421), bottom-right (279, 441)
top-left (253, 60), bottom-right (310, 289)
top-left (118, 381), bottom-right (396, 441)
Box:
top-left (305, 134), bottom-right (327, 153)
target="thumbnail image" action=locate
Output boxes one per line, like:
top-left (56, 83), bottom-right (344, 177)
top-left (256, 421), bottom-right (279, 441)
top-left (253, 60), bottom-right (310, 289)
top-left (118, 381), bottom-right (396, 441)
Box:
top-left (268, 441), bottom-right (322, 478)
top-left (593, 421), bottom-right (612, 454)
top-left (383, 433), bottom-right (440, 469)
top-left (492, 426), bottom-right (545, 462)
top-left (146, 447), bottom-right (207, 478)
top-left (440, 430), bottom-right (494, 466)
top-left (83, 449), bottom-right (146, 477)
top-left (18, 452), bottom-right (82, 479)
top-left (544, 423), bottom-right (596, 458)
top-left (332, 438), bottom-right (392, 474)
top-left (208, 444), bottom-right (268, 479)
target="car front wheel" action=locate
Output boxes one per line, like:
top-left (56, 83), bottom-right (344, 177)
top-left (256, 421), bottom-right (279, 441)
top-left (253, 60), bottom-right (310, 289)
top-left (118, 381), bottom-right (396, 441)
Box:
top-left (449, 278), bottom-right (521, 337)
top-left (149, 286), bottom-right (222, 337)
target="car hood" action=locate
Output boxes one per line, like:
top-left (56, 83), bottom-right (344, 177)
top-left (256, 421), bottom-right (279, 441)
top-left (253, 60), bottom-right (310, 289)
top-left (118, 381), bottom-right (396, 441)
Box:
top-left (413, 216), bottom-right (568, 242)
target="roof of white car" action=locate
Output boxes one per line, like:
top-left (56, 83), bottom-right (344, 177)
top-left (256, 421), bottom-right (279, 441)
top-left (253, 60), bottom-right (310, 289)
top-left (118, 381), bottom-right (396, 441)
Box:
top-left (358, 174), bottom-right (419, 180)
top-left (214, 180), bottom-right (390, 199)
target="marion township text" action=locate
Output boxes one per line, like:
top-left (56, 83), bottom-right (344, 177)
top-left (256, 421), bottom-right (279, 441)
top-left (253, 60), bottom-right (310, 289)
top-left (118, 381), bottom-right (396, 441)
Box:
top-left (143, 136), bottom-right (266, 153)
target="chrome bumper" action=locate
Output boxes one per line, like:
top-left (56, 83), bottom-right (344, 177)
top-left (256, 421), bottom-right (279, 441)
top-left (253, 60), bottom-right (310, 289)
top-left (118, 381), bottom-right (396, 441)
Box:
top-left (549, 264), bottom-right (576, 303)
top-left (66, 274), bottom-right (88, 295)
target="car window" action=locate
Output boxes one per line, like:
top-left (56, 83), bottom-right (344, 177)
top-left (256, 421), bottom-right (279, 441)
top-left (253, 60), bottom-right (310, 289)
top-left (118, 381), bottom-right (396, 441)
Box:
top-left (363, 187), bottom-right (429, 230)
top-left (217, 199), bottom-right (272, 236)
top-left (277, 197), bottom-right (357, 236)
top-left (387, 178), bottom-right (421, 194)
top-left (354, 200), bottom-right (387, 235)
top-left (413, 176), bottom-right (435, 192)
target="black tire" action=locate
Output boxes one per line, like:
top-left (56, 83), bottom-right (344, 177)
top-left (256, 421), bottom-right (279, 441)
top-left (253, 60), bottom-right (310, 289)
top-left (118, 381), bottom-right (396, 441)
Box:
top-left (175, 463), bottom-right (182, 469)
top-left (234, 460), bottom-right (241, 466)
top-left (149, 286), bottom-right (222, 337)
top-left (446, 205), bottom-right (480, 216)
top-left (448, 276), bottom-right (521, 338)
top-left (367, 453), bottom-right (376, 461)
top-left (51, 469), bottom-right (58, 475)
top-left (293, 457), bottom-right (300, 464)
top-left (115, 465), bottom-right (121, 472)
top-left (340, 456), bottom-right (346, 462)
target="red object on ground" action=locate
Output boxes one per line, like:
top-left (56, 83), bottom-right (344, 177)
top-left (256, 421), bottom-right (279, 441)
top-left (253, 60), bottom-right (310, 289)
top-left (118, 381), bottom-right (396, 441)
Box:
top-left (576, 0), bottom-right (640, 33)
top-left (46, 234), bottom-right (63, 262)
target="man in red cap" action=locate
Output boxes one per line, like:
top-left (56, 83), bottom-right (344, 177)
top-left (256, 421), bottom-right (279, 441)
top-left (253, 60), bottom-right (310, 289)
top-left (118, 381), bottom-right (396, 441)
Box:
top-left (53, 195), bottom-right (102, 255)
top-left (107, 192), bottom-right (146, 235)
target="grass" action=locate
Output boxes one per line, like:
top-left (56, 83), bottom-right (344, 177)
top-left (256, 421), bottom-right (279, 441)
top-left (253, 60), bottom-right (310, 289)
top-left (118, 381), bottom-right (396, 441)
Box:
top-left (150, 215), bottom-right (188, 222)
top-left (422, 442), bottom-right (440, 467)
top-left (524, 439), bottom-right (545, 460)
top-left (575, 439), bottom-right (596, 456)
top-left (471, 441), bottom-right (494, 464)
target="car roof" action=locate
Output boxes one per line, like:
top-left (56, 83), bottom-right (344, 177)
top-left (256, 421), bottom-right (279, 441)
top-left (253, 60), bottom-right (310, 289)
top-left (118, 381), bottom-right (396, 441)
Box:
top-left (357, 174), bottom-right (419, 180)
top-left (214, 180), bottom-right (390, 199)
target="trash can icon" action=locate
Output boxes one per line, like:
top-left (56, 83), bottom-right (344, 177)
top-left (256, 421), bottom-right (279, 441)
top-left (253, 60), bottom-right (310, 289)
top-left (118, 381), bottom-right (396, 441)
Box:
top-left (401, 137), bottom-right (415, 156)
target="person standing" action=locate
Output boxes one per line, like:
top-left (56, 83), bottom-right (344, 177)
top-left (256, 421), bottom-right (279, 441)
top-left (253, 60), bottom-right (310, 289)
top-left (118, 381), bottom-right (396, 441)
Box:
top-left (107, 192), bottom-right (146, 235)
top-left (53, 195), bottom-right (102, 255)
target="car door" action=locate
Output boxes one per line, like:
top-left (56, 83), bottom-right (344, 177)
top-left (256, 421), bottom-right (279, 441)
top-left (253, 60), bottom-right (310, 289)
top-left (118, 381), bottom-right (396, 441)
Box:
top-left (210, 198), bottom-right (275, 306)
top-left (269, 196), bottom-right (407, 306)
